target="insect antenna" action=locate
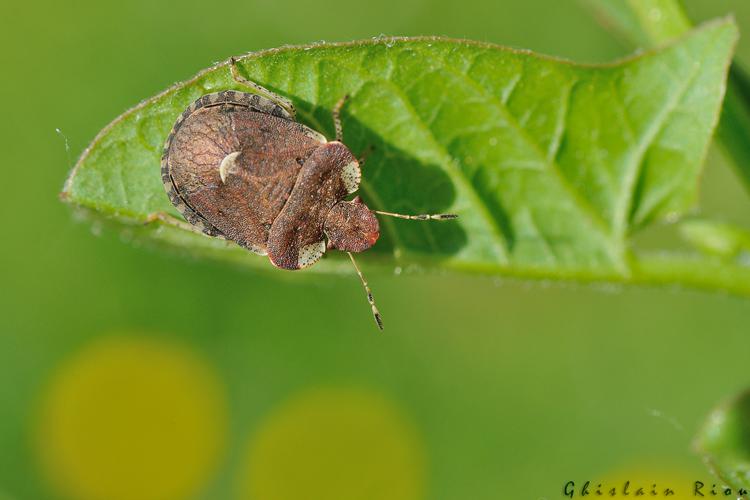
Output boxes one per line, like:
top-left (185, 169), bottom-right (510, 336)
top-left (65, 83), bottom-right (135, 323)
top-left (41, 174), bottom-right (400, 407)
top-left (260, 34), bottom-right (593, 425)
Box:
top-left (374, 210), bottom-right (458, 221)
top-left (347, 252), bottom-right (383, 331)
top-left (332, 94), bottom-right (349, 142)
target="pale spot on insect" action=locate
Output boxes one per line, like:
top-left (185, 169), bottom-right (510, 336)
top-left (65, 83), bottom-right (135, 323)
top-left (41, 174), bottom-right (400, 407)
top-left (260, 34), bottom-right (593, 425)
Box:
top-left (248, 244), bottom-right (268, 256)
top-left (297, 241), bottom-right (326, 268)
top-left (304, 128), bottom-right (328, 144)
top-left (341, 160), bottom-right (361, 194)
top-left (219, 151), bottom-right (241, 183)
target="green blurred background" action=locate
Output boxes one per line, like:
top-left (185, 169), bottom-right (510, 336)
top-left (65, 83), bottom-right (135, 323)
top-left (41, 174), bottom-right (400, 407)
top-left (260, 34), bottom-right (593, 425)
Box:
top-left (2, 1), bottom-right (750, 499)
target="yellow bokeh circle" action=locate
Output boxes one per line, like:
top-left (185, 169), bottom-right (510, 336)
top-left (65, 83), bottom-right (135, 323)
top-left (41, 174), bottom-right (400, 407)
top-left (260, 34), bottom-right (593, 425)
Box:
top-left (35, 336), bottom-right (227, 500)
top-left (239, 387), bottom-right (426, 500)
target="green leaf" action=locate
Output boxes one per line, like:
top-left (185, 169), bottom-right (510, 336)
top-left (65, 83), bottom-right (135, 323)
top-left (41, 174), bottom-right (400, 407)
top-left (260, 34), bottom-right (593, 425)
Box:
top-left (580, 0), bottom-right (750, 193)
top-left (579, 0), bottom-right (690, 46)
top-left (720, 67), bottom-right (750, 191)
top-left (680, 219), bottom-right (750, 258)
top-left (63, 20), bottom-right (750, 294)
top-left (694, 390), bottom-right (750, 497)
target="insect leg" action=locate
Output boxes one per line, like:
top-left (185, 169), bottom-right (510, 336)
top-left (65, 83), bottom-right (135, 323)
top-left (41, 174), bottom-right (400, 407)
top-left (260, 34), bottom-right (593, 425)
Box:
top-left (332, 94), bottom-right (350, 142)
top-left (229, 56), bottom-right (296, 118)
top-left (373, 210), bottom-right (458, 221)
top-left (144, 212), bottom-right (226, 239)
top-left (348, 252), bottom-right (383, 331)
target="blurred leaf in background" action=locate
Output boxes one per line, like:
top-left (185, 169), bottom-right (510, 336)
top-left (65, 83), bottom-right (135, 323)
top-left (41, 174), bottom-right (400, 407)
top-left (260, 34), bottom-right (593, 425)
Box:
top-left (695, 390), bottom-right (750, 498)
top-left (1, 0), bottom-right (750, 500)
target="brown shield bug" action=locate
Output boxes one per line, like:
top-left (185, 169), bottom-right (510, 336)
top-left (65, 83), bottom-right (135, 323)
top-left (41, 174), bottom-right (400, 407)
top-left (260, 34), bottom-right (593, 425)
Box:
top-left (160, 57), bottom-right (457, 330)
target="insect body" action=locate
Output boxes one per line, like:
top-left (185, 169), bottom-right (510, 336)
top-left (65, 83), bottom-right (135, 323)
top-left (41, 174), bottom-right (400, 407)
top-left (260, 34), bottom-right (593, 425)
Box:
top-left (161, 58), bottom-right (456, 330)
